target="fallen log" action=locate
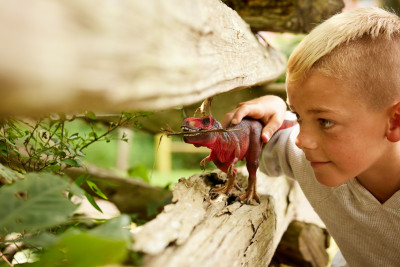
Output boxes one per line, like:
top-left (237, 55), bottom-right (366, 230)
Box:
top-left (222, 0), bottom-right (345, 33)
top-left (131, 168), bottom-right (324, 266)
top-left (0, 0), bottom-right (285, 116)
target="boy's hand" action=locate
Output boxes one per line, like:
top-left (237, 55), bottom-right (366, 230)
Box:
top-left (222, 95), bottom-right (287, 143)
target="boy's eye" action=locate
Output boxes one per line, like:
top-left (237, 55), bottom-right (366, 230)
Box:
top-left (319, 119), bottom-right (334, 129)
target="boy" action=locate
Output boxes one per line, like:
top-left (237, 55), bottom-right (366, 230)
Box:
top-left (223, 7), bottom-right (400, 266)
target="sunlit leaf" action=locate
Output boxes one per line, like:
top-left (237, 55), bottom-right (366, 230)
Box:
top-left (12, 249), bottom-right (39, 264)
top-left (86, 180), bottom-right (108, 200)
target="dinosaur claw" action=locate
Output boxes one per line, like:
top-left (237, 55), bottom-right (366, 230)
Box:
top-left (209, 191), bottom-right (219, 199)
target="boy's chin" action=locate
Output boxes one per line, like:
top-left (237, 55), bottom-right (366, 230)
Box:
top-left (314, 174), bottom-right (350, 187)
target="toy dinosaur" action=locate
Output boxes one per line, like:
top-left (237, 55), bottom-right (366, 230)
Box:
top-left (181, 116), bottom-right (296, 204)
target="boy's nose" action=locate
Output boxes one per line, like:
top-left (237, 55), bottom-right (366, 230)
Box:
top-left (295, 129), bottom-right (318, 151)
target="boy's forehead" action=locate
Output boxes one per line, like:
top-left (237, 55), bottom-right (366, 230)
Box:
top-left (285, 71), bottom-right (360, 112)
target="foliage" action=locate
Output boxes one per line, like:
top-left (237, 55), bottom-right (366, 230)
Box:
top-left (0, 173), bottom-right (82, 235)
top-left (0, 112), bottom-right (150, 174)
top-left (27, 215), bottom-right (131, 267)
top-left (0, 168), bottom-right (133, 267)
top-left (0, 112), bottom-right (152, 266)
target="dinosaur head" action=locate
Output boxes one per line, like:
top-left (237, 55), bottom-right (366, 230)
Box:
top-left (181, 116), bottom-right (222, 147)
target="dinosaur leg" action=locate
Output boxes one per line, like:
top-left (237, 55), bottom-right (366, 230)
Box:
top-left (200, 154), bottom-right (212, 171)
top-left (211, 165), bottom-right (241, 197)
top-left (239, 161), bottom-right (260, 204)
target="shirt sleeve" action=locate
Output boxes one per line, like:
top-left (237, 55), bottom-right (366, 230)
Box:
top-left (259, 123), bottom-right (303, 179)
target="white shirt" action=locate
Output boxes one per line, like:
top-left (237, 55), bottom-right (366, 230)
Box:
top-left (260, 125), bottom-right (400, 266)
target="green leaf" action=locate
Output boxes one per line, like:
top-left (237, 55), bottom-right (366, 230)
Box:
top-left (0, 163), bottom-right (23, 183)
top-left (85, 111), bottom-right (97, 120)
top-left (88, 178), bottom-right (119, 187)
top-left (76, 150), bottom-right (85, 157)
top-left (0, 173), bottom-right (83, 235)
top-left (60, 158), bottom-right (81, 167)
top-left (0, 141), bottom-right (7, 154)
top-left (84, 192), bottom-right (102, 213)
top-left (88, 131), bottom-right (97, 139)
top-left (74, 174), bottom-right (87, 187)
top-left (12, 249), bottom-right (39, 264)
top-left (90, 214), bottom-right (131, 241)
top-left (127, 164), bottom-right (149, 183)
top-left (23, 232), bottom-right (60, 249)
top-left (86, 180), bottom-right (108, 200)
top-left (30, 216), bottom-right (131, 267)
top-left (122, 112), bottom-right (133, 119)
top-left (41, 165), bottom-right (61, 174)
top-left (68, 133), bottom-right (79, 140)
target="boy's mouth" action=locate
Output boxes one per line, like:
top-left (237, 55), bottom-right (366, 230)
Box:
top-left (305, 156), bottom-right (330, 168)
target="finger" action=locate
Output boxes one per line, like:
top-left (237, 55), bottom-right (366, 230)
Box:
top-left (261, 114), bottom-right (285, 143)
top-left (230, 105), bottom-right (254, 124)
top-left (221, 105), bottom-right (250, 127)
top-left (221, 110), bottom-right (236, 128)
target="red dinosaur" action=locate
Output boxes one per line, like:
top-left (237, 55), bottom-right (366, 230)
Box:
top-left (181, 116), bottom-right (296, 204)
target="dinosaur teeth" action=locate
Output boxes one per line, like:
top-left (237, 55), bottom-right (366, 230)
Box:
top-left (181, 126), bottom-right (199, 132)
top-left (184, 133), bottom-right (200, 136)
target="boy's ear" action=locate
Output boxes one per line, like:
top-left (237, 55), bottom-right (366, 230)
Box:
top-left (386, 102), bottom-right (400, 142)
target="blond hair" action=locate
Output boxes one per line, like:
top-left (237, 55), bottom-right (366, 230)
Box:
top-left (287, 7), bottom-right (400, 109)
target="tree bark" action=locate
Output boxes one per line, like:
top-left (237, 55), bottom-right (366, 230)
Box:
top-left (222, 0), bottom-right (345, 33)
top-left (0, 0), bottom-right (285, 116)
top-left (131, 168), bottom-right (323, 266)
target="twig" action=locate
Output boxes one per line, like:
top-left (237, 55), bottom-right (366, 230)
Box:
top-left (79, 116), bottom-right (130, 151)
top-left (0, 251), bottom-right (13, 267)
top-left (161, 128), bottom-right (243, 137)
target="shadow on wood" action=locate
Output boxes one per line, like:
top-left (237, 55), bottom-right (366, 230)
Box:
top-left (65, 165), bottom-right (172, 220)
top-left (271, 221), bottom-right (330, 267)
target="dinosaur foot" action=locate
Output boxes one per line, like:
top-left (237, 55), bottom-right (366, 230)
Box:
top-left (209, 180), bottom-right (241, 199)
top-left (238, 188), bottom-right (260, 205)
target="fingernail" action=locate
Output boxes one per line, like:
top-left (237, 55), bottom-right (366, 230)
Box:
top-left (232, 119), bottom-right (238, 124)
top-left (263, 133), bottom-right (270, 142)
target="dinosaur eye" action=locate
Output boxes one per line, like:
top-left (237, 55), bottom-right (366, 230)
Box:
top-left (202, 117), bottom-right (210, 126)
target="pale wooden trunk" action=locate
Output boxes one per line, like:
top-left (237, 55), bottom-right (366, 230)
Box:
top-left (0, 0), bottom-right (286, 115)
top-left (131, 168), bottom-right (324, 266)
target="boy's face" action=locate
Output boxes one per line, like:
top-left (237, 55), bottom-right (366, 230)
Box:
top-left (286, 71), bottom-right (390, 187)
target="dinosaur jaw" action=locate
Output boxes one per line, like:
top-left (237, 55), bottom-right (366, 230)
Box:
top-left (181, 126), bottom-right (202, 137)
top-left (181, 126), bottom-right (214, 146)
